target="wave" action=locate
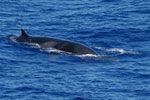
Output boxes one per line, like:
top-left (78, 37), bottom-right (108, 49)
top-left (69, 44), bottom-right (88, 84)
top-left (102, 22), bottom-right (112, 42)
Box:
top-left (96, 47), bottom-right (140, 55)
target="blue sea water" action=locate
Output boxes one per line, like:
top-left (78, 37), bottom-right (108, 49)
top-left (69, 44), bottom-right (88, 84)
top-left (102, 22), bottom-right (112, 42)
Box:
top-left (0, 0), bottom-right (150, 100)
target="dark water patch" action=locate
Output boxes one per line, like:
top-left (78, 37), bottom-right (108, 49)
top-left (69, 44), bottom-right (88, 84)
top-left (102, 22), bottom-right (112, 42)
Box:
top-left (40, 7), bottom-right (60, 13)
top-left (134, 89), bottom-right (150, 97)
top-left (136, 73), bottom-right (150, 79)
top-left (129, 9), bottom-right (150, 14)
top-left (73, 97), bottom-right (85, 100)
top-left (101, 0), bottom-right (118, 2)
top-left (15, 86), bottom-right (47, 94)
top-left (38, 70), bottom-right (64, 75)
top-left (0, 12), bottom-right (19, 17)
top-left (50, 91), bottom-right (72, 97)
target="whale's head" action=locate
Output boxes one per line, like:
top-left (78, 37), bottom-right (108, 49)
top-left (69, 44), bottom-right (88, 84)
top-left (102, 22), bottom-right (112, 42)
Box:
top-left (16, 29), bottom-right (30, 43)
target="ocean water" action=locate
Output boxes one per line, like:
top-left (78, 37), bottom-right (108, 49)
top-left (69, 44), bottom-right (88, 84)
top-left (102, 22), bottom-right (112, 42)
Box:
top-left (0, 0), bottom-right (150, 100)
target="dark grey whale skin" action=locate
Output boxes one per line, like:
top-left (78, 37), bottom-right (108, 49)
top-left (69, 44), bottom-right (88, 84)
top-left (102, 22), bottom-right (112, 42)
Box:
top-left (16, 29), bottom-right (98, 55)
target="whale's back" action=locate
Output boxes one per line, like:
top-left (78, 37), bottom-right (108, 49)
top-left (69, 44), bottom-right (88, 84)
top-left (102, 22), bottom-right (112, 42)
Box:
top-left (54, 41), bottom-right (97, 55)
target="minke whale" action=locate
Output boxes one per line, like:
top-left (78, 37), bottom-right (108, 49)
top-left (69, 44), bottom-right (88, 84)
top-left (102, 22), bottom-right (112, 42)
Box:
top-left (15, 29), bottom-right (98, 55)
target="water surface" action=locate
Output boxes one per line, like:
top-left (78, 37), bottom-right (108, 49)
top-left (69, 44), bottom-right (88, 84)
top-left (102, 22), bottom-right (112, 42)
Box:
top-left (0, 0), bottom-right (150, 100)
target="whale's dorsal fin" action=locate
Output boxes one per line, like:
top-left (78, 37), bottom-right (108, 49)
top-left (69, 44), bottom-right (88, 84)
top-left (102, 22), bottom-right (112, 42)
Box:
top-left (21, 29), bottom-right (29, 38)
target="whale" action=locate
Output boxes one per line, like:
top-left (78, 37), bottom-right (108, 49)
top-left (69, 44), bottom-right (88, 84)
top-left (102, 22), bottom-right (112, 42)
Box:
top-left (15, 29), bottom-right (98, 55)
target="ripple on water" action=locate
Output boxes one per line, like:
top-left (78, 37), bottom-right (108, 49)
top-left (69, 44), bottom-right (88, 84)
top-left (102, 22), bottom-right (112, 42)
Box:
top-left (1, 0), bottom-right (150, 100)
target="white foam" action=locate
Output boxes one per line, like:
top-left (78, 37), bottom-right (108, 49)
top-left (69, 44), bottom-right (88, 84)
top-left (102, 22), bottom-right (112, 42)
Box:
top-left (9, 36), bottom-right (17, 42)
top-left (107, 48), bottom-right (140, 54)
top-left (76, 54), bottom-right (98, 58)
top-left (76, 54), bottom-right (115, 61)
top-left (96, 47), bottom-right (140, 54)
top-left (106, 48), bottom-right (126, 54)
top-left (95, 47), bottom-right (105, 50)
